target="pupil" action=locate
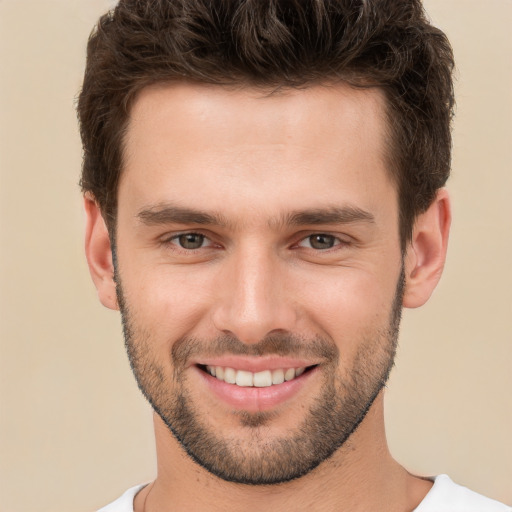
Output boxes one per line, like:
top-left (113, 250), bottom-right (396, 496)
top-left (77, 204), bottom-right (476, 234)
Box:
top-left (179, 233), bottom-right (204, 249)
top-left (310, 234), bottom-right (334, 249)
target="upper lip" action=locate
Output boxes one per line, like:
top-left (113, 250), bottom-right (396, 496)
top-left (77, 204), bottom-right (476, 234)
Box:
top-left (192, 356), bottom-right (319, 373)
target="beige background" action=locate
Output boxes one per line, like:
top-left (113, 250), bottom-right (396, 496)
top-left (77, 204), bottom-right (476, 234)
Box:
top-left (0, 0), bottom-right (510, 510)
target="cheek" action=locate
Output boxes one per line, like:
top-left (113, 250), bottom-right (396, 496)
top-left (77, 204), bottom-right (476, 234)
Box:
top-left (120, 262), bottom-right (217, 343)
top-left (294, 269), bottom-right (398, 344)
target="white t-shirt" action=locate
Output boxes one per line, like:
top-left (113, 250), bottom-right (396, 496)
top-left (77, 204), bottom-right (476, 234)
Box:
top-left (97, 475), bottom-right (511, 512)
top-left (413, 475), bottom-right (511, 511)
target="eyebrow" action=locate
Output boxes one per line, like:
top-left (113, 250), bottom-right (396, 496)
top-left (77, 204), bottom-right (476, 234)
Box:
top-left (282, 206), bottom-right (375, 227)
top-left (137, 204), bottom-right (230, 227)
top-left (136, 203), bottom-right (375, 229)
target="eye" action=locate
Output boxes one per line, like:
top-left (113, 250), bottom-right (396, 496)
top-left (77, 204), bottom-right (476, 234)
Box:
top-left (173, 233), bottom-right (207, 250)
top-left (299, 234), bottom-right (339, 250)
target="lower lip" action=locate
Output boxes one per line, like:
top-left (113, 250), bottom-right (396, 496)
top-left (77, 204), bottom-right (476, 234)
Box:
top-left (194, 366), bottom-right (319, 413)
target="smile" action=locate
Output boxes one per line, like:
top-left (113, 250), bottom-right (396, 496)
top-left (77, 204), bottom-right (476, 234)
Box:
top-left (204, 365), bottom-right (308, 387)
top-left (194, 359), bottom-right (320, 412)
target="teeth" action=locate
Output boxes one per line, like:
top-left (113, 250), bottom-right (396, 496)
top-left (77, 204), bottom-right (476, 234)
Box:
top-left (236, 370), bottom-right (253, 387)
top-left (253, 370), bottom-right (272, 387)
top-left (224, 367), bottom-right (236, 384)
top-left (284, 368), bottom-right (296, 381)
top-left (205, 365), bottom-right (309, 387)
top-left (271, 369), bottom-right (284, 385)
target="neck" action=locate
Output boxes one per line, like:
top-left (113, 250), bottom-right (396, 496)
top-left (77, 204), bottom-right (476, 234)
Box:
top-left (135, 393), bottom-right (432, 512)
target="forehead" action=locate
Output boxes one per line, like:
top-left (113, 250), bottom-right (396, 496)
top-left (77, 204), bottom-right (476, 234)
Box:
top-left (120, 82), bottom-right (395, 223)
top-left (125, 81), bottom-right (389, 159)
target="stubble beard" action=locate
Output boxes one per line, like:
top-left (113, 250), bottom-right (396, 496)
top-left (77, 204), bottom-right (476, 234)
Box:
top-left (115, 268), bottom-right (404, 485)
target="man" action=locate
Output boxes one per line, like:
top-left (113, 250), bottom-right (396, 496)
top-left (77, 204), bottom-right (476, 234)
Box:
top-left (78, 1), bottom-right (511, 511)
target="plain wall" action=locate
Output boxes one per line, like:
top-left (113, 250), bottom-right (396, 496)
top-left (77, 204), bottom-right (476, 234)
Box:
top-left (0, 1), bottom-right (510, 510)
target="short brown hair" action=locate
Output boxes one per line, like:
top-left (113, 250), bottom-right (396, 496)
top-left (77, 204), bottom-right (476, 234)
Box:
top-left (78, 0), bottom-right (454, 245)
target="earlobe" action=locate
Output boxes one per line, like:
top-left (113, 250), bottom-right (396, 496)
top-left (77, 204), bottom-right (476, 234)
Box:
top-left (402, 188), bottom-right (451, 309)
top-left (84, 195), bottom-right (119, 310)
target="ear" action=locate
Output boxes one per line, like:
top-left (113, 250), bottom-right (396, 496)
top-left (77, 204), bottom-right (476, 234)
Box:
top-left (84, 195), bottom-right (119, 310)
top-left (402, 188), bottom-right (451, 309)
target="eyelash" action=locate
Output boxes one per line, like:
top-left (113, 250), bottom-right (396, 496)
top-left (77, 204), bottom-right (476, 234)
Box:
top-left (161, 231), bottom-right (350, 253)
top-left (296, 233), bottom-right (346, 251)
top-left (163, 232), bottom-right (214, 251)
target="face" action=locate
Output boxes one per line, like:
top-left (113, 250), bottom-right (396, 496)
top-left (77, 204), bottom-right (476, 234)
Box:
top-left (114, 83), bottom-right (404, 484)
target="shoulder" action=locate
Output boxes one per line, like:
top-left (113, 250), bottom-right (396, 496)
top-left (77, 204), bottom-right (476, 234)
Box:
top-left (97, 484), bottom-right (147, 512)
top-left (415, 475), bottom-right (511, 512)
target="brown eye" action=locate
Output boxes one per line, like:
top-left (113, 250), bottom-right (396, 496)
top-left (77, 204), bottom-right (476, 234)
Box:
top-left (177, 233), bottom-right (205, 249)
top-left (307, 234), bottom-right (337, 250)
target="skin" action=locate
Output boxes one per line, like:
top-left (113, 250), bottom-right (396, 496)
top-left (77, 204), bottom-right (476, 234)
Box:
top-left (85, 82), bottom-right (450, 511)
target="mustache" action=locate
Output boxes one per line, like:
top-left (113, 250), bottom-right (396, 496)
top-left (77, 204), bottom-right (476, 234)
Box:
top-left (171, 332), bottom-right (339, 367)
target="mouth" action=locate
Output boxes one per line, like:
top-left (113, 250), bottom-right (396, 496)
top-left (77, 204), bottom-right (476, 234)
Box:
top-left (194, 362), bottom-right (319, 412)
top-left (198, 364), bottom-right (316, 388)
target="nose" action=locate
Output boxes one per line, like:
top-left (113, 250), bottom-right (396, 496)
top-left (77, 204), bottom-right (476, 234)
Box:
top-left (211, 246), bottom-right (298, 344)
